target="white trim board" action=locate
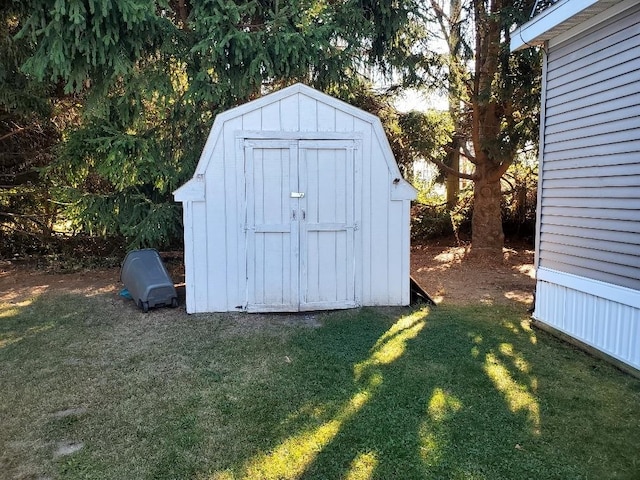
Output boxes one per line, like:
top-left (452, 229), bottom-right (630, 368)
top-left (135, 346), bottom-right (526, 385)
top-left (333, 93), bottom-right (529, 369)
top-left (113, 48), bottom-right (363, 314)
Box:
top-left (534, 49), bottom-right (548, 270)
top-left (237, 131), bottom-right (364, 141)
top-left (537, 266), bottom-right (640, 309)
top-left (510, 0), bottom-right (632, 52)
top-left (550, 0), bottom-right (640, 48)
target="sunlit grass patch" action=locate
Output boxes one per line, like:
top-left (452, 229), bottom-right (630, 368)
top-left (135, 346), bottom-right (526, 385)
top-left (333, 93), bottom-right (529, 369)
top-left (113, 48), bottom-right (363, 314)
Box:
top-left (237, 311), bottom-right (425, 480)
top-left (345, 451), bottom-right (378, 480)
top-left (242, 380), bottom-right (381, 480)
top-left (354, 308), bottom-right (428, 379)
top-left (428, 388), bottom-right (462, 423)
top-left (1, 297), bottom-right (639, 480)
top-left (484, 351), bottom-right (541, 435)
top-left (0, 322), bottom-right (55, 349)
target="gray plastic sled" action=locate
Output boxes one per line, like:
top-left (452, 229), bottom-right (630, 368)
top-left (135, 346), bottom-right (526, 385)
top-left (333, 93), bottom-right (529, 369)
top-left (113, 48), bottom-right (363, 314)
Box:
top-left (120, 249), bottom-right (178, 312)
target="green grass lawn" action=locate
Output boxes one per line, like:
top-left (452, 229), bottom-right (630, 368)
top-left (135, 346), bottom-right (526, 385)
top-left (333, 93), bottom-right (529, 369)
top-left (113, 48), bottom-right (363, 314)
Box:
top-left (1, 291), bottom-right (639, 479)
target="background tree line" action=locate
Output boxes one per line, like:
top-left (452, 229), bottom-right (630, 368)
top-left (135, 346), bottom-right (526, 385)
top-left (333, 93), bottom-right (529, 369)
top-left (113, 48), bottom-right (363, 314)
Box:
top-left (0, 0), bottom-right (541, 262)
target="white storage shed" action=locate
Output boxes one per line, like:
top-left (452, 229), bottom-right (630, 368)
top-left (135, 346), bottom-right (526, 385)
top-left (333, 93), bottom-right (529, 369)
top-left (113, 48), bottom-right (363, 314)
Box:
top-left (512, 0), bottom-right (640, 373)
top-left (174, 83), bottom-right (416, 313)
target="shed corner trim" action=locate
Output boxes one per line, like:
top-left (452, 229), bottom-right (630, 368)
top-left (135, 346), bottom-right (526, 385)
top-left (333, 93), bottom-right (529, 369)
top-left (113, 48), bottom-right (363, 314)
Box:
top-left (173, 176), bottom-right (205, 202)
top-left (391, 179), bottom-right (417, 201)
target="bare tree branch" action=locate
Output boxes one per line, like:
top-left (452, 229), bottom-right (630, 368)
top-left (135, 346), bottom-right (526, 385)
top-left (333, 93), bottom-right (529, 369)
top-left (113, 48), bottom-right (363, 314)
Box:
top-left (429, 156), bottom-right (476, 180)
top-left (501, 175), bottom-right (515, 191)
top-left (430, 0), bottom-right (451, 47)
top-left (489, 161), bottom-right (514, 183)
top-left (0, 125), bottom-right (28, 142)
top-left (459, 143), bottom-right (477, 164)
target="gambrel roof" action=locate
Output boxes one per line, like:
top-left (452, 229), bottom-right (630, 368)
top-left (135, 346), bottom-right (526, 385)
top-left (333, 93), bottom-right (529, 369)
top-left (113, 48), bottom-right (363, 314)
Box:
top-left (174, 83), bottom-right (416, 202)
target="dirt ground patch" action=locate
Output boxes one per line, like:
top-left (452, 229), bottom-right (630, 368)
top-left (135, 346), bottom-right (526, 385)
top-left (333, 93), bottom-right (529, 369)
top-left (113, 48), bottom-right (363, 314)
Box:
top-left (0, 241), bottom-right (535, 309)
top-left (410, 240), bottom-right (535, 308)
top-left (0, 264), bottom-right (121, 305)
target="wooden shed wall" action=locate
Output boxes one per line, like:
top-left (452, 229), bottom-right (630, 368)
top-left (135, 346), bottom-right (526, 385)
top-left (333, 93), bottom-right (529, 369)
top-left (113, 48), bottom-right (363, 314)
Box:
top-left (185, 91), bottom-right (410, 312)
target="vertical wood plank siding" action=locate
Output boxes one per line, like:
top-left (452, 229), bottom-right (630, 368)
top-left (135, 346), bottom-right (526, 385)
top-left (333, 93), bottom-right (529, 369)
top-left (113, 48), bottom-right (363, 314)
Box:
top-left (192, 91), bottom-right (410, 311)
top-left (541, 4), bottom-right (640, 290)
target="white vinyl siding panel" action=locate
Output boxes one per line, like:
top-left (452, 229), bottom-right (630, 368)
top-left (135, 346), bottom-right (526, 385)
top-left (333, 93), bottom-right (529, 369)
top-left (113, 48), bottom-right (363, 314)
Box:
top-left (540, 3), bottom-right (640, 291)
top-left (535, 268), bottom-right (640, 371)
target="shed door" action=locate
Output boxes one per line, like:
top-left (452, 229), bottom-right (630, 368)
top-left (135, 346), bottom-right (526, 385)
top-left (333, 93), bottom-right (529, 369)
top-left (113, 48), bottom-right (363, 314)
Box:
top-left (299, 141), bottom-right (356, 311)
top-left (244, 139), bottom-right (356, 312)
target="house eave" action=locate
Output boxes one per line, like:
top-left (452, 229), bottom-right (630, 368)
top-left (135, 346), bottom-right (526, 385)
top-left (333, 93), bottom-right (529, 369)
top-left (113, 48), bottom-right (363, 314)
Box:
top-left (510, 0), bottom-right (620, 51)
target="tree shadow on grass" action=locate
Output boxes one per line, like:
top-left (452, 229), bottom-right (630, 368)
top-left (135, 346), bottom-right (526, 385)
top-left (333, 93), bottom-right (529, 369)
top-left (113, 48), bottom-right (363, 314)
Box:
top-left (296, 305), bottom-right (546, 479)
top-left (217, 304), bottom-right (640, 480)
top-left (3, 294), bottom-right (639, 480)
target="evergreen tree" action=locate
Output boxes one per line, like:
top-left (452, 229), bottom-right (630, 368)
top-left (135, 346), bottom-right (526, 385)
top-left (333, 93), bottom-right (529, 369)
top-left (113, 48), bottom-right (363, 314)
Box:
top-left (415, 0), bottom-right (541, 254)
top-left (18, 0), bottom-right (421, 248)
top-left (0, 1), bottom-right (59, 253)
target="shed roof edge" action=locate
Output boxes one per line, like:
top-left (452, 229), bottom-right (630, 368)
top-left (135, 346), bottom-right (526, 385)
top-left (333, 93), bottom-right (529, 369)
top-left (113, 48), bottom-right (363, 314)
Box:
top-left (214, 83), bottom-right (381, 125)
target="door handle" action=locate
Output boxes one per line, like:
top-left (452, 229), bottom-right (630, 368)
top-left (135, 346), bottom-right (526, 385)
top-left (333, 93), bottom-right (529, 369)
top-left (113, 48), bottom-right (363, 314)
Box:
top-left (290, 192), bottom-right (305, 198)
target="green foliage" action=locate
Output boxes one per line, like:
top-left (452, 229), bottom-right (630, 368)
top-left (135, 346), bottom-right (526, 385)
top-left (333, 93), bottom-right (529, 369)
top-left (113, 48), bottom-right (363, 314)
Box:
top-left (410, 183), bottom-right (474, 243)
top-left (476, 0), bottom-right (543, 173)
top-left (502, 153), bottom-right (538, 240)
top-left (0, 2), bottom-right (61, 256)
top-left (2, 0), bottom-right (543, 252)
top-left (18, 0), bottom-right (172, 93)
top-left (413, 175), bottom-right (440, 205)
top-left (411, 203), bottom-right (454, 242)
top-left (399, 109), bottom-right (454, 181)
top-left (491, 29), bottom-right (543, 166)
top-left (407, 1), bottom-right (542, 250)
top-left (449, 184), bottom-right (474, 237)
top-left (14, 0), bottom-right (424, 249)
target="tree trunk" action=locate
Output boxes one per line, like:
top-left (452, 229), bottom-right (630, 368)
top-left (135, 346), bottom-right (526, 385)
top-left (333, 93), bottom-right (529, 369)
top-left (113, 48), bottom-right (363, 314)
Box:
top-left (445, 138), bottom-right (460, 209)
top-left (445, 0), bottom-right (463, 210)
top-left (470, 0), bottom-right (506, 256)
top-left (471, 163), bottom-right (504, 255)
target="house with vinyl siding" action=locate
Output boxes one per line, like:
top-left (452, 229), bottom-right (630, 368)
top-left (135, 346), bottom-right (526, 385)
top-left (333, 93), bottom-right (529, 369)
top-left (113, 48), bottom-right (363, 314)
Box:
top-left (511, 0), bottom-right (640, 373)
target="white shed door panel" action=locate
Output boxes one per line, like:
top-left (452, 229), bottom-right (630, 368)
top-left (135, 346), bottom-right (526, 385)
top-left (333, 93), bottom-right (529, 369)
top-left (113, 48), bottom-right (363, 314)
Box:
top-left (244, 139), bottom-right (356, 312)
top-left (245, 141), bottom-right (299, 312)
top-left (299, 143), bottom-right (356, 310)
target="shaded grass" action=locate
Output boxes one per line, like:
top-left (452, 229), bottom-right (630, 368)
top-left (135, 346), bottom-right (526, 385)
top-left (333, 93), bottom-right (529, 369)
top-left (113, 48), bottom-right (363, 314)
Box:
top-left (1, 292), bottom-right (639, 479)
